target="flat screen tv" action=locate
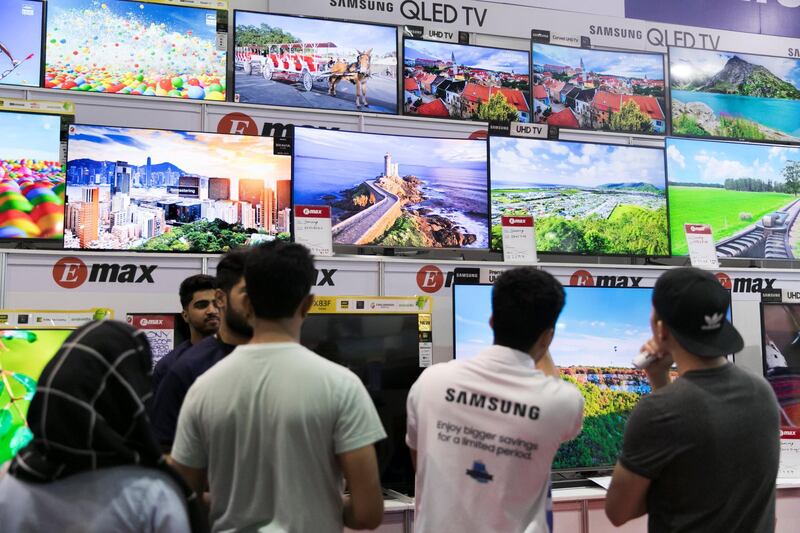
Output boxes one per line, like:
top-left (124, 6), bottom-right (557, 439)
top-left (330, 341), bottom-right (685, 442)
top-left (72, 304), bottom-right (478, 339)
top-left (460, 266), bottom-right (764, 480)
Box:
top-left (761, 303), bottom-right (800, 429)
top-left (0, 110), bottom-right (64, 240)
top-left (532, 43), bottom-right (666, 134)
top-left (65, 124), bottom-right (292, 252)
top-left (666, 137), bottom-right (800, 259)
top-left (300, 312), bottom-right (423, 495)
top-left (0, 328), bottom-right (74, 463)
top-left (669, 46), bottom-right (800, 143)
top-left (293, 127), bottom-right (489, 249)
top-left (234, 11), bottom-right (398, 114)
top-left (403, 38), bottom-right (530, 122)
top-left (0, 0), bottom-right (44, 87)
top-left (45, 0), bottom-right (226, 101)
top-left (489, 136), bottom-right (669, 256)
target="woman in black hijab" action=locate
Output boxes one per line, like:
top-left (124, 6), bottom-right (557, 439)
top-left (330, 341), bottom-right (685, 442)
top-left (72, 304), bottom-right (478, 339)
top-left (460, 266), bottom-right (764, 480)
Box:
top-left (0, 320), bottom-right (207, 533)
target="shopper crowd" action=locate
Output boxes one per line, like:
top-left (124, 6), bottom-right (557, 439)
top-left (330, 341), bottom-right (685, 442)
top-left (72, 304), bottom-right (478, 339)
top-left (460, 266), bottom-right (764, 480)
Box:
top-left (0, 242), bottom-right (782, 533)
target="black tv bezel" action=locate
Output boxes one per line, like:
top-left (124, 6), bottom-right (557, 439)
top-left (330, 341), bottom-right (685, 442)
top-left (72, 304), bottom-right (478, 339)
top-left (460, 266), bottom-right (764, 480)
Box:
top-left (0, 0), bottom-right (46, 90)
top-left (43, 0), bottom-right (229, 104)
top-left (530, 41), bottom-right (668, 137)
top-left (291, 125), bottom-right (491, 252)
top-left (401, 36), bottom-right (532, 124)
top-left (487, 135), bottom-right (672, 258)
top-left (232, 9), bottom-right (400, 116)
top-left (63, 122), bottom-right (292, 254)
top-left (667, 45), bottom-right (800, 146)
top-left (665, 135), bottom-right (800, 259)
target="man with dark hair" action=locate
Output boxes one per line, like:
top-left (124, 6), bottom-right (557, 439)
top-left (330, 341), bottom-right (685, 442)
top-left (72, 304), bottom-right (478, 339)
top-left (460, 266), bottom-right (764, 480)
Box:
top-left (150, 249), bottom-right (252, 449)
top-left (605, 267), bottom-right (780, 532)
top-left (406, 267), bottom-right (584, 533)
top-left (151, 274), bottom-right (219, 395)
top-left (170, 242), bottom-right (386, 532)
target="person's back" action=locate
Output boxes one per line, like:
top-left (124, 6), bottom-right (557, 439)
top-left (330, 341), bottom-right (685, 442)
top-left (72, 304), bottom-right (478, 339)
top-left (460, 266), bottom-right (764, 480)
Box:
top-left (622, 363), bottom-right (779, 532)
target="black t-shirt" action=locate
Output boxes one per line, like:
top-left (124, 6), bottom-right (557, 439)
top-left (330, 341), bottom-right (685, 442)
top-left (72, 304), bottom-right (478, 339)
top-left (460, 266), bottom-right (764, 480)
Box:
top-left (149, 335), bottom-right (236, 448)
top-left (620, 363), bottom-right (780, 533)
top-left (151, 339), bottom-right (192, 396)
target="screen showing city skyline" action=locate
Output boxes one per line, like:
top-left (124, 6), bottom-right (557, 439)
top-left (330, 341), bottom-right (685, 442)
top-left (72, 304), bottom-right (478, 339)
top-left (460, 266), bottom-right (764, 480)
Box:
top-left (65, 125), bottom-right (292, 252)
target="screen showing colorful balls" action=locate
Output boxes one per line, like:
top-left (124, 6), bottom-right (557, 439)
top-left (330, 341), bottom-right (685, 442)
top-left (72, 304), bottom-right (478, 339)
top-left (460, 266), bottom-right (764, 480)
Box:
top-left (0, 0), bottom-right (44, 88)
top-left (45, 0), bottom-right (226, 101)
top-left (0, 111), bottom-right (64, 240)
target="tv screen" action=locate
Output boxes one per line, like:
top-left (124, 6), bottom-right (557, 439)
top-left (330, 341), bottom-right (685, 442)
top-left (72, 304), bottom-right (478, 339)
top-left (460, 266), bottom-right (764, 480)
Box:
top-left (666, 137), bottom-right (800, 258)
top-left (0, 328), bottom-right (74, 463)
top-left (532, 43), bottom-right (666, 134)
top-left (65, 124), bottom-right (292, 252)
top-left (45, 0), bottom-right (226, 101)
top-left (234, 12), bottom-right (398, 114)
top-left (0, 110), bottom-right (64, 240)
top-left (489, 137), bottom-right (669, 256)
top-left (669, 46), bottom-right (800, 143)
top-left (403, 38), bottom-right (530, 122)
top-left (0, 0), bottom-right (44, 87)
top-left (300, 313), bottom-right (422, 495)
top-left (293, 127), bottom-right (489, 249)
top-left (761, 303), bottom-right (800, 429)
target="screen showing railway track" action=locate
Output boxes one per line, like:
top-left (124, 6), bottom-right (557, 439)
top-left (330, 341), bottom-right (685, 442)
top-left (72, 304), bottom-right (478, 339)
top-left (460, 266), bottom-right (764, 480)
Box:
top-left (233, 11), bottom-right (398, 114)
top-left (489, 136), bottom-right (669, 256)
top-left (292, 127), bottom-right (489, 250)
top-left (666, 137), bottom-right (800, 259)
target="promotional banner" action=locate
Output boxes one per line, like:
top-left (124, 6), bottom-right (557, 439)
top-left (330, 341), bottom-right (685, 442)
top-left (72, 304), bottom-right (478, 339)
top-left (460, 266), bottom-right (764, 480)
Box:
top-left (126, 313), bottom-right (179, 364)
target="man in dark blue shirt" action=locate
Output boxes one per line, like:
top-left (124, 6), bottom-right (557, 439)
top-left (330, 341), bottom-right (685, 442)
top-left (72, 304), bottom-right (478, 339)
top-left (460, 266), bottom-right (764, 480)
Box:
top-left (150, 250), bottom-right (253, 449)
top-left (151, 274), bottom-right (220, 396)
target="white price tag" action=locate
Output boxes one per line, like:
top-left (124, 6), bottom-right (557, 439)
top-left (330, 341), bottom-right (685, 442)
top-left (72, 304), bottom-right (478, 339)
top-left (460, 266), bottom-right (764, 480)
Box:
top-left (419, 342), bottom-right (433, 367)
top-left (684, 223), bottom-right (719, 269)
top-left (779, 428), bottom-right (800, 479)
top-left (294, 205), bottom-right (333, 257)
top-left (502, 215), bottom-right (537, 263)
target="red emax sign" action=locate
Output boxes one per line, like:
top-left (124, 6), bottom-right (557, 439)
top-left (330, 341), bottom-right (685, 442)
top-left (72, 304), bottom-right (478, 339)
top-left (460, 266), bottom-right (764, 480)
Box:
top-left (295, 205), bottom-right (331, 218)
top-left (416, 265), bottom-right (445, 293)
top-left (501, 216), bottom-right (534, 227)
top-left (52, 257), bottom-right (158, 289)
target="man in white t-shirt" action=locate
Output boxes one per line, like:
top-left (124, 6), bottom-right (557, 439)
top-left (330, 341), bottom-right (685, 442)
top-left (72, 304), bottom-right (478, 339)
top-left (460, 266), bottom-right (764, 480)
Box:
top-left (170, 243), bottom-right (387, 532)
top-left (407, 267), bottom-right (584, 533)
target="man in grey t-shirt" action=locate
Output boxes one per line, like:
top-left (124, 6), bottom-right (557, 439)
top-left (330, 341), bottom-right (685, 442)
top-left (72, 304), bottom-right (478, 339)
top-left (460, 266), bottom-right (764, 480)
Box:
top-left (170, 243), bottom-right (386, 532)
top-left (605, 268), bottom-right (780, 532)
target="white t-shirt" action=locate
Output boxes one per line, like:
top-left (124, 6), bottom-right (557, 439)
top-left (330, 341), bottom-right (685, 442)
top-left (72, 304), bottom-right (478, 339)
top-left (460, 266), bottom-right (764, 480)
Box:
top-left (406, 345), bottom-right (584, 533)
top-left (171, 342), bottom-right (387, 533)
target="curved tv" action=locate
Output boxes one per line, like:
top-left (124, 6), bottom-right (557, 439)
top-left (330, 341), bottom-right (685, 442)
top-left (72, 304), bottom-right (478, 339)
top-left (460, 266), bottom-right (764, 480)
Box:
top-left (666, 137), bottom-right (800, 259)
top-left (532, 43), bottom-right (666, 135)
top-left (489, 136), bottom-right (669, 256)
top-left (234, 11), bottom-right (398, 114)
top-left (45, 0), bottom-right (226, 101)
top-left (292, 127), bottom-right (489, 249)
top-left (403, 38), bottom-right (530, 122)
top-left (65, 124), bottom-right (292, 252)
top-left (0, 0), bottom-right (44, 87)
top-left (669, 46), bottom-right (800, 143)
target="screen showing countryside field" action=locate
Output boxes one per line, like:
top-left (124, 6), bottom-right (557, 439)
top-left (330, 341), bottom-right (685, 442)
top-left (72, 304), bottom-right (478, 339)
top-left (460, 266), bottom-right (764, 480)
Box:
top-left (670, 47), bottom-right (800, 143)
top-left (293, 128), bottom-right (489, 249)
top-left (490, 137), bottom-right (668, 256)
top-left (666, 137), bottom-right (800, 259)
top-left (532, 43), bottom-right (666, 134)
top-left (234, 12), bottom-right (398, 114)
top-left (454, 284), bottom-right (655, 470)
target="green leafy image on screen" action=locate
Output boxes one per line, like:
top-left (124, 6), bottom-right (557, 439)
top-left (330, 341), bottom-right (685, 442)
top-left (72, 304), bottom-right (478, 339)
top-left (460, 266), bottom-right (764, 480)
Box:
top-left (0, 329), bottom-right (73, 464)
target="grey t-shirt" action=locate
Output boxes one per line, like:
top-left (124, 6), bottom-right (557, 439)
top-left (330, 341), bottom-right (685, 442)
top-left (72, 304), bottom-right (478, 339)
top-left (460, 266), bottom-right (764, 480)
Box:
top-left (620, 363), bottom-right (780, 533)
top-left (171, 342), bottom-right (387, 533)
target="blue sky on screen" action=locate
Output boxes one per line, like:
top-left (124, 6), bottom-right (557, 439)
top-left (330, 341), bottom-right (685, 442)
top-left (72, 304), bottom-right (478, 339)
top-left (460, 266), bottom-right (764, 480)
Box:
top-left (533, 43), bottom-right (664, 80)
top-left (0, 0), bottom-right (43, 86)
top-left (0, 112), bottom-right (60, 161)
top-left (666, 138), bottom-right (797, 186)
top-left (669, 47), bottom-right (800, 88)
top-left (405, 39), bottom-right (528, 74)
top-left (490, 137), bottom-right (666, 189)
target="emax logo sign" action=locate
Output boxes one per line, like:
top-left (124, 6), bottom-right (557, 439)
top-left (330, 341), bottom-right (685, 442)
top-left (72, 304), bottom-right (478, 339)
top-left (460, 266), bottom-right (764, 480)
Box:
top-left (314, 269), bottom-right (337, 287)
top-left (714, 273), bottom-right (777, 293)
top-left (417, 265), bottom-right (455, 293)
top-left (569, 270), bottom-right (642, 288)
top-left (52, 257), bottom-right (157, 289)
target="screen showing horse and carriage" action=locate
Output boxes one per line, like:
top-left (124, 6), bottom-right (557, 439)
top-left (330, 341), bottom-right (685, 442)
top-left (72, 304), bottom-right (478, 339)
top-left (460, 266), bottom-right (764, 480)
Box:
top-left (233, 12), bottom-right (399, 114)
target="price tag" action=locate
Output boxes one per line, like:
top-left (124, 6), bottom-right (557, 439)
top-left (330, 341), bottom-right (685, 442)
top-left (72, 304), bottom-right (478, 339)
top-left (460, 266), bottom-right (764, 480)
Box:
top-left (502, 215), bottom-right (537, 263)
top-left (294, 205), bottom-right (333, 257)
top-left (779, 428), bottom-right (800, 478)
top-left (684, 223), bottom-right (719, 269)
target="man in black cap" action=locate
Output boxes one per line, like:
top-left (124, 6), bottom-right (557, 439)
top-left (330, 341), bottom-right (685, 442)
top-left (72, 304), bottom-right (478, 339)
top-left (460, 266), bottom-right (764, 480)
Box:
top-left (605, 267), bottom-right (780, 532)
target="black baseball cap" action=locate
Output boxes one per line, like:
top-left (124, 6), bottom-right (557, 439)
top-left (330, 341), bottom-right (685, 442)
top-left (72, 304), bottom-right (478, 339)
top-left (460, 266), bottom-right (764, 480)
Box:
top-left (653, 267), bottom-right (743, 358)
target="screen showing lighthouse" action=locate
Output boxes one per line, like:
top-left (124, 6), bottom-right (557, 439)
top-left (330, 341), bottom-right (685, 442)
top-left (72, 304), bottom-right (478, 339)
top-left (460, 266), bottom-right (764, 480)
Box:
top-left (65, 124), bottom-right (292, 252)
top-left (292, 127), bottom-right (489, 249)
